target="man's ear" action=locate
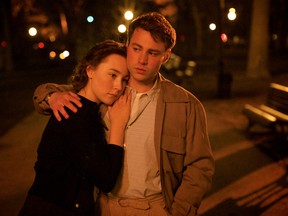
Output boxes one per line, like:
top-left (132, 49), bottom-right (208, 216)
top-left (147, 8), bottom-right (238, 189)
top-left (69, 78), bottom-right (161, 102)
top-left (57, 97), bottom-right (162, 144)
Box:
top-left (163, 49), bottom-right (171, 63)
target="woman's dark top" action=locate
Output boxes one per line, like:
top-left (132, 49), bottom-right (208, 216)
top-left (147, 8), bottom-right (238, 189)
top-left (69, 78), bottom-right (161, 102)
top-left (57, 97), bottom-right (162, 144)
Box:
top-left (20, 96), bottom-right (124, 216)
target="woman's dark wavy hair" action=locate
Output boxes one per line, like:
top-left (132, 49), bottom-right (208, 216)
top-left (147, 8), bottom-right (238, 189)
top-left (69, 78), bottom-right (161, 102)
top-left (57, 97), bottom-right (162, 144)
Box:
top-left (70, 40), bottom-right (126, 92)
top-left (127, 12), bottom-right (176, 50)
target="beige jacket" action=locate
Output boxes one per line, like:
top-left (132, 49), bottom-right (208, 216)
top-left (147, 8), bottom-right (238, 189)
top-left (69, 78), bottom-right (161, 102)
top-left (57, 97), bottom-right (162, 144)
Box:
top-left (33, 74), bottom-right (215, 216)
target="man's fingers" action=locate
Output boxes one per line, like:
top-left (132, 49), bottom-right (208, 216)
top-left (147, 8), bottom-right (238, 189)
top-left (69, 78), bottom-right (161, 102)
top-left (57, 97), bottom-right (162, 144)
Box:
top-left (53, 110), bottom-right (62, 122)
top-left (59, 108), bottom-right (70, 119)
top-left (68, 92), bottom-right (82, 108)
top-left (62, 100), bottom-right (78, 113)
top-left (49, 91), bottom-right (83, 120)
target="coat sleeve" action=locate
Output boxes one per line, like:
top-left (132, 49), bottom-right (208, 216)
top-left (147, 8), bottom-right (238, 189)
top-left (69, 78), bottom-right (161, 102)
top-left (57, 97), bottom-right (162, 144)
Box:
top-left (171, 100), bottom-right (215, 216)
top-left (33, 83), bottom-right (74, 115)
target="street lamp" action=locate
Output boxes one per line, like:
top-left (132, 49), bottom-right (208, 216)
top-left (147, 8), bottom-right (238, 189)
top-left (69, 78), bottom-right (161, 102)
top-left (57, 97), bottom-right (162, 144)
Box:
top-left (117, 10), bottom-right (134, 43)
top-left (28, 27), bottom-right (37, 37)
top-left (118, 24), bottom-right (127, 33)
top-left (227, 8), bottom-right (237, 21)
top-left (118, 24), bottom-right (127, 43)
top-left (217, 0), bottom-right (233, 98)
top-left (124, 10), bottom-right (134, 21)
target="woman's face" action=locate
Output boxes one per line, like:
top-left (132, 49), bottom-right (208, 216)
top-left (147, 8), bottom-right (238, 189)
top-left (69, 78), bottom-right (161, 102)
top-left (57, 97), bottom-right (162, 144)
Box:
top-left (83, 54), bottom-right (129, 105)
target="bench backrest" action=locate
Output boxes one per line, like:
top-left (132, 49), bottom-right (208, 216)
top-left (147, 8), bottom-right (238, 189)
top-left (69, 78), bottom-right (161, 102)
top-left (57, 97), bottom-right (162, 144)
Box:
top-left (267, 83), bottom-right (288, 115)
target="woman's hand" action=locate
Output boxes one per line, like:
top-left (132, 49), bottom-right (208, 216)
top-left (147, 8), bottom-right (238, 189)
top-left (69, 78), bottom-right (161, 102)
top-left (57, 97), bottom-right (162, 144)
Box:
top-left (108, 88), bottom-right (132, 146)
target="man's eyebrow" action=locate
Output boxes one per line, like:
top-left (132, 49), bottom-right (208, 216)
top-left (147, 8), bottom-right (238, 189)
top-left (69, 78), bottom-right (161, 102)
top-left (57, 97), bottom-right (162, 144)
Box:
top-left (131, 42), bottom-right (142, 48)
top-left (131, 42), bottom-right (162, 53)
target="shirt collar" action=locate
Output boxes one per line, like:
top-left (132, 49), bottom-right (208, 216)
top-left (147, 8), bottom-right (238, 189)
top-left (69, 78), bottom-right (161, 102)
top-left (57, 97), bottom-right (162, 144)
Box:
top-left (128, 77), bottom-right (160, 99)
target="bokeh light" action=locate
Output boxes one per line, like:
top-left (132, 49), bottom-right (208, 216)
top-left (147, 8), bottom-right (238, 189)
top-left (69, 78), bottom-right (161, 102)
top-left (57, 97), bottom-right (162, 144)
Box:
top-left (118, 24), bottom-right (126, 33)
top-left (124, 10), bottom-right (134, 20)
top-left (28, 27), bottom-right (37, 36)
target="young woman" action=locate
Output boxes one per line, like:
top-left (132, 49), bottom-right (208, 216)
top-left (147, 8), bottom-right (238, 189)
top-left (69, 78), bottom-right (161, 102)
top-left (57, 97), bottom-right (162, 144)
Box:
top-left (19, 40), bottom-right (131, 216)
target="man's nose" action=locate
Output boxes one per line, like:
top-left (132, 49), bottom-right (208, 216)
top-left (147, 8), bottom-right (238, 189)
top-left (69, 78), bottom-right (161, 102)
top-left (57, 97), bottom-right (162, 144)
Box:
top-left (138, 53), bottom-right (148, 65)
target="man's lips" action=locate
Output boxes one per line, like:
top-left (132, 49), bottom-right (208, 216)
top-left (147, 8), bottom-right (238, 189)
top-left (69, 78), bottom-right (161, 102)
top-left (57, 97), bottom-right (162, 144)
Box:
top-left (135, 67), bottom-right (146, 73)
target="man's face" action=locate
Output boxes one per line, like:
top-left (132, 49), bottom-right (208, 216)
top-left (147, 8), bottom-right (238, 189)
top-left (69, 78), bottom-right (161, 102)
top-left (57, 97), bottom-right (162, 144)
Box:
top-left (126, 28), bottom-right (170, 88)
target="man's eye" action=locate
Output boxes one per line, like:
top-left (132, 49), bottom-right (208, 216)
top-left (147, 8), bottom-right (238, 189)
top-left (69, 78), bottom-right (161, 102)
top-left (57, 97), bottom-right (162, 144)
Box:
top-left (149, 52), bottom-right (158, 56)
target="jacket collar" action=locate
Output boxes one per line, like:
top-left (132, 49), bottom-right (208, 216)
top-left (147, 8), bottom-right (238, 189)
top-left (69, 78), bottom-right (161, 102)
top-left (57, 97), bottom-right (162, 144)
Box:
top-left (158, 73), bottom-right (190, 103)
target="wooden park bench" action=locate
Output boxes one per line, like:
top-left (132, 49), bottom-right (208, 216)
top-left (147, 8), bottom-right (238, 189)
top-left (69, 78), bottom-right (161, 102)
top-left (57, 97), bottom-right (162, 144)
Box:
top-left (243, 83), bottom-right (288, 139)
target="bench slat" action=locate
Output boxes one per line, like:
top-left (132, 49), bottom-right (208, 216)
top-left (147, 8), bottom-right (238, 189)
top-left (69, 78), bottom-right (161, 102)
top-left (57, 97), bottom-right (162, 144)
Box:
top-left (260, 105), bottom-right (288, 122)
top-left (243, 83), bottom-right (288, 136)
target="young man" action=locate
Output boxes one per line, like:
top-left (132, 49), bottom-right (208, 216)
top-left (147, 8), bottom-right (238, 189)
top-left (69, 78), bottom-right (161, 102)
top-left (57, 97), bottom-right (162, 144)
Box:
top-left (33, 12), bottom-right (214, 216)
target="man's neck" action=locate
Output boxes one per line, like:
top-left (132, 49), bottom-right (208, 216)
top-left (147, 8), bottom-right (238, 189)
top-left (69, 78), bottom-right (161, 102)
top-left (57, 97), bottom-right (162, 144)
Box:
top-left (128, 77), bottom-right (157, 93)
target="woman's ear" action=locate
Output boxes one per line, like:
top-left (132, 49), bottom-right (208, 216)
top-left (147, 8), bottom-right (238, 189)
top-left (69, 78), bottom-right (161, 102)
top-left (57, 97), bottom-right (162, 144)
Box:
top-left (86, 65), bottom-right (93, 79)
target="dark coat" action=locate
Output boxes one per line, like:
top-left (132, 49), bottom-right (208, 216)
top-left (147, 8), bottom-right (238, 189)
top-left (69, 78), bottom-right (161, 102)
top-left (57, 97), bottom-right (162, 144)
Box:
top-left (19, 96), bottom-right (124, 216)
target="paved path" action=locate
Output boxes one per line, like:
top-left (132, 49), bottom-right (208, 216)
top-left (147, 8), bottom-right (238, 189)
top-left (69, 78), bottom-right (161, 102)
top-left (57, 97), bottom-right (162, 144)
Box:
top-left (0, 112), bottom-right (48, 215)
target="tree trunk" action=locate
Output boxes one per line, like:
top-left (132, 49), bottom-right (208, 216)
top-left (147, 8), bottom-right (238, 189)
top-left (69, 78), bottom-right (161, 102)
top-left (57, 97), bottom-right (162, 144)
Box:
top-left (246, 0), bottom-right (270, 78)
top-left (0, 0), bottom-right (13, 73)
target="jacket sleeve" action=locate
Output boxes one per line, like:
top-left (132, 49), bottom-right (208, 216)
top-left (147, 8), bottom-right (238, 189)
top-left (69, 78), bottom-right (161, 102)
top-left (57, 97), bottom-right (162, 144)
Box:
top-left (58, 108), bottom-right (124, 192)
top-left (171, 101), bottom-right (215, 216)
top-left (33, 83), bottom-right (74, 115)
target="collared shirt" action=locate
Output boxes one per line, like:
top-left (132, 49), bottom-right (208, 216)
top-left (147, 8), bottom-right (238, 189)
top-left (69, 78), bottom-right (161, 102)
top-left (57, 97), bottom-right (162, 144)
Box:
top-left (104, 79), bottom-right (161, 198)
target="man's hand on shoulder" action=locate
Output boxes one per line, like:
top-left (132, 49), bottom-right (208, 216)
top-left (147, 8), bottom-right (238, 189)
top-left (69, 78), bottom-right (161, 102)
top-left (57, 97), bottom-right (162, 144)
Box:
top-left (48, 91), bottom-right (82, 121)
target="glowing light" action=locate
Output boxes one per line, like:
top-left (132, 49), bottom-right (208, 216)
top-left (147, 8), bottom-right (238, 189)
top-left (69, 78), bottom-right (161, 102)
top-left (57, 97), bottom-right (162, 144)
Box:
top-left (49, 35), bottom-right (56, 42)
top-left (271, 34), bottom-right (278, 40)
top-left (38, 42), bottom-right (44, 49)
top-left (49, 51), bottom-right (56, 59)
top-left (87, 16), bottom-right (94, 23)
top-left (59, 53), bottom-right (65, 60)
top-left (59, 50), bottom-right (70, 60)
top-left (118, 24), bottom-right (126, 33)
top-left (1, 41), bottom-right (7, 47)
top-left (209, 23), bottom-right (216, 31)
top-left (227, 8), bottom-right (237, 21)
top-left (62, 50), bottom-right (70, 58)
top-left (233, 36), bottom-right (240, 44)
top-left (124, 10), bottom-right (134, 20)
top-left (28, 27), bottom-right (37, 36)
top-left (221, 33), bottom-right (228, 42)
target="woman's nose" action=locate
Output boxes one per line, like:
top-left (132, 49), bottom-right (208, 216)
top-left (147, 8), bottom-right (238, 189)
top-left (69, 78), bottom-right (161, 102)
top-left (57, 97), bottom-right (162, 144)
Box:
top-left (114, 80), bottom-right (123, 91)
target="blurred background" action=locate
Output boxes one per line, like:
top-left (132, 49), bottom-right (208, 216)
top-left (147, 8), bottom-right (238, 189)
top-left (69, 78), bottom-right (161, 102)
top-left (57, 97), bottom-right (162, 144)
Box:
top-left (1, 0), bottom-right (287, 76)
top-left (1, 0), bottom-right (288, 215)
top-left (1, 0), bottom-right (287, 136)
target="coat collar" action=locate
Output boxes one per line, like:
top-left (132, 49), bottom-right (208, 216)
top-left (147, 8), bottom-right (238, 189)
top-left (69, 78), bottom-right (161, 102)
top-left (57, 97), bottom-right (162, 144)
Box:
top-left (158, 73), bottom-right (190, 103)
